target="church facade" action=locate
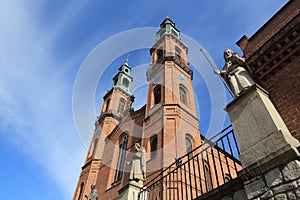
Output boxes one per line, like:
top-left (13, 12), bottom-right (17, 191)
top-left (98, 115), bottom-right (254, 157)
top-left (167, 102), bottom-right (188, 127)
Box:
top-left (73, 1), bottom-right (300, 199)
top-left (73, 17), bottom-right (241, 200)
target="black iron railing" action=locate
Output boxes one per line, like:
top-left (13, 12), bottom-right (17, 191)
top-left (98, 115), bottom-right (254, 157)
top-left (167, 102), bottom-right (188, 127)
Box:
top-left (139, 125), bottom-right (241, 200)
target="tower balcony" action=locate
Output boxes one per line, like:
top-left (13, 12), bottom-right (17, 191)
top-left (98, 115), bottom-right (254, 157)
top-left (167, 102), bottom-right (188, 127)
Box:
top-left (98, 109), bottom-right (123, 123)
top-left (146, 53), bottom-right (193, 81)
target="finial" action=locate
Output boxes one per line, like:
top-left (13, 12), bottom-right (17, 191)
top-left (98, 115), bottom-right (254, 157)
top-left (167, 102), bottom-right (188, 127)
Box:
top-left (125, 54), bottom-right (130, 65)
top-left (166, 11), bottom-right (169, 19)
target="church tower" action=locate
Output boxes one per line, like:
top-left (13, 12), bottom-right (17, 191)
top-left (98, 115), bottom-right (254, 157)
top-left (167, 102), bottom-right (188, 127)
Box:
top-left (143, 17), bottom-right (201, 172)
top-left (94, 58), bottom-right (133, 159)
top-left (73, 60), bottom-right (134, 200)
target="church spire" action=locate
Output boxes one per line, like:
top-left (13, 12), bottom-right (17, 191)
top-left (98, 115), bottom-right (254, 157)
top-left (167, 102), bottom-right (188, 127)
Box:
top-left (112, 59), bottom-right (133, 95)
top-left (156, 16), bottom-right (180, 40)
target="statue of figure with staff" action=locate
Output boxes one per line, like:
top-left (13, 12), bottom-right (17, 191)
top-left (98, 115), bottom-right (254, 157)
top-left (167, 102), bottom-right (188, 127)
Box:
top-left (200, 48), bottom-right (255, 98)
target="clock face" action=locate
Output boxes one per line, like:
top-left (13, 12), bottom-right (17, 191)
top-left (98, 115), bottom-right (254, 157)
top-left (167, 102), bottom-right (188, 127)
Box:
top-left (179, 74), bottom-right (187, 84)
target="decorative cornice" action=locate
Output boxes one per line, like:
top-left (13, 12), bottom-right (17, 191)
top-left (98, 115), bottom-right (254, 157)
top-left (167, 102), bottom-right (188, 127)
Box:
top-left (246, 14), bottom-right (300, 81)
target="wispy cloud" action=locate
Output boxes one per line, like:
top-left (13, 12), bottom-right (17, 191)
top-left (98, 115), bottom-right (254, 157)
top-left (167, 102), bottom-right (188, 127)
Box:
top-left (0, 0), bottom-right (89, 198)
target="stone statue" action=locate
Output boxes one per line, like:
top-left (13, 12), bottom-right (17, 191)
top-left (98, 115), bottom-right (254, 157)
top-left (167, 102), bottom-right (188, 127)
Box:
top-left (215, 49), bottom-right (255, 97)
top-left (94, 116), bottom-right (99, 127)
top-left (85, 184), bottom-right (98, 200)
top-left (129, 143), bottom-right (146, 183)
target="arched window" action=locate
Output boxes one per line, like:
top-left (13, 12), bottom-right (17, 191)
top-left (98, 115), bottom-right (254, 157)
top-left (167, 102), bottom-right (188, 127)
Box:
top-left (204, 163), bottom-right (212, 191)
top-left (157, 49), bottom-right (163, 60)
top-left (185, 136), bottom-right (192, 158)
top-left (92, 138), bottom-right (98, 157)
top-left (122, 78), bottom-right (129, 88)
top-left (154, 85), bottom-right (161, 104)
top-left (105, 98), bottom-right (110, 112)
top-left (113, 77), bottom-right (118, 86)
top-left (115, 134), bottom-right (128, 181)
top-left (179, 85), bottom-right (187, 105)
top-left (172, 30), bottom-right (179, 38)
top-left (175, 46), bottom-right (182, 58)
top-left (77, 182), bottom-right (84, 200)
top-left (117, 98), bottom-right (126, 113)
top-left (150, 135), bottom-right (158, 159)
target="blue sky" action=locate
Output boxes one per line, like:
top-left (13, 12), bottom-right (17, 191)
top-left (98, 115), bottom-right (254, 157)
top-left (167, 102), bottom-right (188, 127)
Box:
top-left (0, 0), bottom-right (287, 199)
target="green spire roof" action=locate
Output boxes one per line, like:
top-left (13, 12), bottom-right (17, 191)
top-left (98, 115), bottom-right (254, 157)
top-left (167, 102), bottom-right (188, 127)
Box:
top-left (156, 16), bottom-right (180, 40)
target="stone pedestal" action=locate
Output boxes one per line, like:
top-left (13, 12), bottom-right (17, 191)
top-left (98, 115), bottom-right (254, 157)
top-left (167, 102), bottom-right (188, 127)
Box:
top-left (118, 181), bottom-right (147, 200)
top-left (226, 84), bottom-right (299, 168)
top-left (225, 84), bottom-right (300, 199)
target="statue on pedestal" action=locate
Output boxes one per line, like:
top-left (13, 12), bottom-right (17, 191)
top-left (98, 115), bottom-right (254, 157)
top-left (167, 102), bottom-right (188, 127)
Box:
top-left (215, 49), bottom-right (255, 97)
top-left (85, 184), bottom-right (98, 200)
top-left (129, 143), bottom-right (146, 184)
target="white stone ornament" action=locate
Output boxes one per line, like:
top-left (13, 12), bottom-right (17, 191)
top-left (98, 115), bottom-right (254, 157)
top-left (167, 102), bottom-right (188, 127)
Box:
top-left (215, 49), bottom-right (255, 98)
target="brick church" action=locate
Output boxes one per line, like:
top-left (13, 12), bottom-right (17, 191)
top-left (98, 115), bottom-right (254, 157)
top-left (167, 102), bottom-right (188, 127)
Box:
top-left (73, 16), bottom-right (242, 199)
top-left (73, 1), bottom-right (300, 199)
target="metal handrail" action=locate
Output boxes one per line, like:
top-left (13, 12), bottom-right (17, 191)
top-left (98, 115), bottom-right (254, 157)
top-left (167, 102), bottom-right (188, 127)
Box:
top-left (139, 125), bottom-right (242, 200)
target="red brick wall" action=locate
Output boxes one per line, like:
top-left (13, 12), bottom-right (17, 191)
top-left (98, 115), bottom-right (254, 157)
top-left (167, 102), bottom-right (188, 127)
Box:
top-left (237, 0), bottom-right (300, 141)
top-left (237, 0), bottom-right (300, 59)
top-left (260, 56), bottom-right (300, 140)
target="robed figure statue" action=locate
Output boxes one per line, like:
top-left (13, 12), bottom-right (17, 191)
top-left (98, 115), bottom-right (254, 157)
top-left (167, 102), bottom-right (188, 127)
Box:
top-left (215, 49), bottom-right (255, 97)
top-left (85, 184), bottom-right (98, 200)
top-left (129, 143), bottom-right (146, 183)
